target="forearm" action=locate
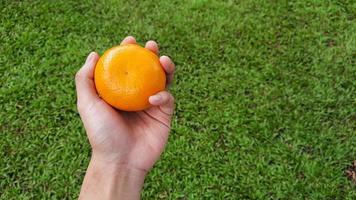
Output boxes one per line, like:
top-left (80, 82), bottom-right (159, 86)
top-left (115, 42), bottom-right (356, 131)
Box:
top-left (79, 155), bottom-right (147, 200)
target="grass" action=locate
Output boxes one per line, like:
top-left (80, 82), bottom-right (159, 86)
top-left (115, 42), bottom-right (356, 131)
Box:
top-left (0, 0), bottom-right (355, 199)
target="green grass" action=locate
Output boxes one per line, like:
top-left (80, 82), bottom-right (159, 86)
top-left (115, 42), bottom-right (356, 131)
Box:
top-left (1, 0), bottom-right (355, 199)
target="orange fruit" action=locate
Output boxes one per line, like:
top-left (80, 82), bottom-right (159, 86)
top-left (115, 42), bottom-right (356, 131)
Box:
top-left (94, 44), bottom-right (166, 111)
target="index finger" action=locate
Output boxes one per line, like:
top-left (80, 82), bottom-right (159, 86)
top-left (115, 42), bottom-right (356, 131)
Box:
top-left (120, 36), bottom-right (137, 45)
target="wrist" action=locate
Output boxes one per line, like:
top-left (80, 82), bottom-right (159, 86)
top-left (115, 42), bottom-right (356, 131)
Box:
top-left (90, 154), bottom-right (148, 179)
top-left (79, 155), bottom-right (147, 200)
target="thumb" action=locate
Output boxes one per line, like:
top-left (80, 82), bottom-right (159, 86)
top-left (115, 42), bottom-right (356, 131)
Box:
top-left (149, 91), bottom-right (175, 115)
top-left (75, 52), bottom-right (100, 112)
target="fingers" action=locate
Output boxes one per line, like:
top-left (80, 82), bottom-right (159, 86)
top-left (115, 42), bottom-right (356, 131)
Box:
top-left (145, 41), bottom-right (175, 85)
top-left (145, 40), bottom-right (159, 55)
top-left (122, 36), bottom-right (175, 85)
top-left (75, 52), bottom-right (100, 111)
top-left (159, 56), bottom-right (175, 86)
top-left (149, 91), bottom-right (175, 115)
top-left (120, 36), bottom-right (136, 45)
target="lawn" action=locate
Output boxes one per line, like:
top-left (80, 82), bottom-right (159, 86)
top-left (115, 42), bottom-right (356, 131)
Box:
top-left (1, 0), bottom-right (355, 199)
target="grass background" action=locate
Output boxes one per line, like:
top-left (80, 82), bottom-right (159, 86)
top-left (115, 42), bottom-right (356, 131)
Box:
top-left (1, 0), bottom-right (355, 199)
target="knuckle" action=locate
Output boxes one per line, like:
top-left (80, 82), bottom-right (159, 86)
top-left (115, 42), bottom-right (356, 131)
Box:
top-left (76, 100), bottom-right (85, 113)
top-left (169, 93), bottom-right (175, 102)
top-left (75, 71), bottom-right (82, 81)
top-left (170, 58), bottom-right (175, 66)
top-left (171, 63), bottom-right (175, 70)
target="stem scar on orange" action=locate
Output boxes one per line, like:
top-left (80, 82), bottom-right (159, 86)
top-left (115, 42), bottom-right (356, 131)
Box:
top-left (94, 44), bottom-right (166, 111)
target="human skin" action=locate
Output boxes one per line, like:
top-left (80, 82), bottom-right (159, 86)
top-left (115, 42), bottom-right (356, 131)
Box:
top-left (75, 36), bottom-right (175, 200)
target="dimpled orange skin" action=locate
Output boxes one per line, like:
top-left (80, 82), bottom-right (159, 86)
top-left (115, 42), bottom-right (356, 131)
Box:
top-left (94, 44), bottom-right (166, 111)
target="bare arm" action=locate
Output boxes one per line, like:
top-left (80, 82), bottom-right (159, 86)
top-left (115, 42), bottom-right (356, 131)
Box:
top-left (75, 36), bottom-right (175, 200)
top-left (79, 157), bottom-right (146, 200)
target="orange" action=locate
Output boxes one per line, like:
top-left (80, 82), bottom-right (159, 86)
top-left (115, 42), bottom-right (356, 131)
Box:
top-left (94, 44), bottom-right (166, 111)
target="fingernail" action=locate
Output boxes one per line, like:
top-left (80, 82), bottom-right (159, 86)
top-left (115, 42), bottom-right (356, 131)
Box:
top-left (86, 52), bottom-right (96, 63)
top-left (159, 55), bottom-right (168, 63)
top-left (150, 94), bottom-right (161, 103)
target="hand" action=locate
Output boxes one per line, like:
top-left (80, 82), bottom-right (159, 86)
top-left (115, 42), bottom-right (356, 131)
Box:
top-left (76, 36), bottom-right (175, 199)
top-left (76, 36), bottom-right (175, 171)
